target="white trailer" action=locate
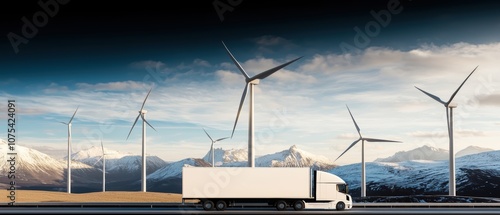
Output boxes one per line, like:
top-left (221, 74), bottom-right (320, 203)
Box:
top-left (182, 167), bottom-right (352, 211)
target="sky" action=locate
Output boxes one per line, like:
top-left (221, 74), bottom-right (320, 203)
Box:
top-left (1, 0), bottom-right (500, 165)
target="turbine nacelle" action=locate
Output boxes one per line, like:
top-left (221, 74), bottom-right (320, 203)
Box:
top-left (447, 103), bottom-right (457, 108)
top-left (222, 41), bottom-right (302, 138)
top-left (249, 79), bottom-right (260, 85)
top-left (140, 110), bottom-right (148, 114)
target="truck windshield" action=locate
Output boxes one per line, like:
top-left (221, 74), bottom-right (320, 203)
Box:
top-left (337, 184), bottom-right (348, 194)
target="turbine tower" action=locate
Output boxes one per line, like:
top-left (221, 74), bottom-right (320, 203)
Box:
top-left (202, 128), bottom-right (229, 167)
top-left (222, 41), bottom-right (302, 167)
top-left (335, 105), bottom-right (401, 197)
top-left (414, 65), bottom-right (478, 196)
top-left (92, 140), bottom-right (108, 192)
top-left (98, 140), bottom-right (108, 192)
top-left (126, 88), bottom-right (157, 192)
top-left (61, 106), bottom-right (78, 194)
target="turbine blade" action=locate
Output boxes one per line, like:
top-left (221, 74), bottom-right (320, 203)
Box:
top-left (100, 140), bottom-right (105, 155)
top-left (68, 106), bottom-right (79, 124)
top-left (92, 156), bottom-right (103, 167)
top-left (250, 56), bottom-right (303, 81)
top-left (215, 137), bottom-right (230, 142)
top-left (203, 128), bottom-right (214, 142)
top-left (447, 65), bottom-right (478, 105)
top-left (346, 105), bottom-right (362, 137)
top-left (231, 83), bottom-right (248, 138)
top-left (126, 114), bottom-right (141, 140)
top-left (363, 138), bottom-right (401, 143)
top-left (60, 122), bottom-right (68, 125)
top-left (221, 41), bottom-right (250, 80)
top-left (335, 139), bottom-right (361, 162)
top-left (140, 88), bottom-right (153, 111)
top-left (414, 86), bottom-right (446, 105)
top-left (141, 115), bottom-right (157, 131)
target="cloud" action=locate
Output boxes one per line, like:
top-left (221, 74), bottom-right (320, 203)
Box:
top-left (129, 60), bottom-right (166, 69)
top-left (193, 59), bottom-right (211, 67)
top-left (409, 129), bottom-right (486, 138)
top-left (408, 131), bottom-right (448, 138)
top-left (254, 35), bottom-right (298, 54)
top-left (476, 94), bottom-right (500, 106)
top-left (76, 81), bottom-right (152, 91)
top-left (43, 82), bottom-right (69, 93)
top-left (254, 35), bottom-right (295, 47)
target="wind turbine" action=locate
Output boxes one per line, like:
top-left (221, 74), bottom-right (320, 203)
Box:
top-left (414, 65), bottom-right (478, 196)
top-left (61, 106), bottom-right (78, 194)
top-left (202, 128), bottom-right (229, 167)
top-left (92, 140), bottom-right (108, 192)
top-left (335, 105), bottom-right (401, 197)
top-left (126, 88), bottom-right (157, 192)
top-left (222, 41), bottom-right (302, 167)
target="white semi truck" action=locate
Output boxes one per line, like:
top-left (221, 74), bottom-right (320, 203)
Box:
top-left (182, 167), bottom-right (352, 211)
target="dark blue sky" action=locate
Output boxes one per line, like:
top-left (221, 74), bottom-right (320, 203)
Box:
top-left (2, 0), bottom-right (500, 88)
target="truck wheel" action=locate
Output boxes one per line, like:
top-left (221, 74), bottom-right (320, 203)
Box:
top-left (202, 200), bottom-right (214, 211)
top-left (336, 201), bottom-right (345, 211)
top-left (215, 200), bottom-right (227, 211)
top-left (275, 200), bottom-right (287, 211)
top-left (293, 200), bottom-right (305, 211)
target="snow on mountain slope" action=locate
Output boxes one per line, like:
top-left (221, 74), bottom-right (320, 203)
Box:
top-left (255, 145), bottom-right (335, 169)
top-left (0, 140), bottom-right (98, 186)
top-left (202, 147), bottom-right (247, 166)
top-left (72, 146), bottom-right (167, 173)
top-left (210, 145), bottom-right (336, 170)
top-left (374, 145), bottom-right (448, 162)
top-left (330, 150), bottom-right (500, 197)
top-left (148, 158), bottom-right (210, 181)
top-left (105, 155), bottom-right (167, 173)
top-left (72, 146), bottom-right (131, 168)
top-left (456, 145), bottom-right (494, 157)
top-left (72, 145), bottom-right (126, 161)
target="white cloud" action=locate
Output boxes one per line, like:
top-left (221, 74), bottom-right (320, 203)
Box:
top-left (76, 81), bottom-right (152, 91)
top-left (129, 60), bottom-right (166, 69)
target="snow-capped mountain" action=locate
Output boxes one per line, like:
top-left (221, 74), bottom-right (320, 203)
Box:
top-left (255, 145), bottom-right (336, 170)
top-left (375, 145), bottom-right (495, 163)
top-left (146, 158), bottom-right (210, 193)
top-left (456, 145), bottom-right (493, 157)
top-left (72, 146), bottom-right (167, 174)
top-left (331, 150), bottom-right (500, 197)
top-left (205, 145), bottom-right (336, 170)
top-left (374, 145), bottom-right (448, 162)
top-left (105, 155), bottom-right (167, 174)
top-left (148, 158), bottom-right (210, 180)
top-left (202, 147), bottom-right (247, 166)
top-left (71, 145), bottom-right (126, 162)
top-left (0, 140), bottom-right (101, 189)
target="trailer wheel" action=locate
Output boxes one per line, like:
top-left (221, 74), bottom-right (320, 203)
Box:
top-left (336, 201), bottom-right (345, 211)
top-left (215, 200), bottom-right (227, 211)
top-left (292, 200), bottom-right (305, 211)
top-left (202, 200), bottom-right (214, 211)
top-left (275, 200), bottom-right (287, 211)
